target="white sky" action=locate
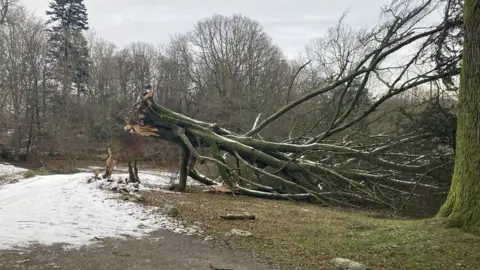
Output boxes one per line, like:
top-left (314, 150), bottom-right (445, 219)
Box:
top-left (20, 0), bottom-right (388, 58)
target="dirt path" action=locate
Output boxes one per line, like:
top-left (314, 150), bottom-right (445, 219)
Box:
top-left (0, 230), bottom-right (279, 270)
top-left (0, 166), bottom-right (280, 269)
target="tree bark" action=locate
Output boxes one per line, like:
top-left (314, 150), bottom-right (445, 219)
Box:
top-left (175, 143), bottom-right (190, 192)
top-left (134, 160), bottom-right (139, 180)
top-left (128, 160), bottom-right (140, 183)
top-left (102, 148), bottom-right (114, 180)
top-left (438, 0), bottom-right (480, 234)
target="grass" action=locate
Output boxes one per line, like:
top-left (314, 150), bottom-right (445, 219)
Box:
top-left (22, 170), bottom-right (38, 178)
top-left (22, 167), bottom-right (84, 178)
top-left (143, 189), bottom-right (480, 270)
top-left (23, 167), bottom-right (54, 178)
top-left (0, 167), bottom-right (55, 184)
top-left (0, 168), bottom-right (48, 184)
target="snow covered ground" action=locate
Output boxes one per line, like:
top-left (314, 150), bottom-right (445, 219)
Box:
top-left (0, 168), bottom-right (202, 250)
top-left (0, 163), bottom-right (29, 183)
top-left (0, 163), bottom-right (28, 175)
top-left (82, 166), bottom-right (201, 189)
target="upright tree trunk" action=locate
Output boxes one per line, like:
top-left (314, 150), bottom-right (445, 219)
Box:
top-left (176, 144), bottom-right (190, 192)
top-left (13, 124), bottom-right (21, 162)
top-left (102, 148), bottom-right (114, 180)
top-left (25, 99), bottom-right (35, 161)
top-left (12, 101), bottom-right (21, 161)
top-left (41, 65), bottom-right (47, 132)
top-left (128, 160), bottom-right (140, 183)
top-left (134, 160), bottom-right (139, 180)
top-left (438, 0), bottom-right (480, 233)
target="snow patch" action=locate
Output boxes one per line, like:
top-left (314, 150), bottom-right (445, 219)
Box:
top-left (0, 163), bottom-right (28, 176)
top-left (82, 166), bottom-right (202, 189)
top-left (0, 163), bottom-right (29, 184)
top-left (0, 173), bottom-right (201, 250)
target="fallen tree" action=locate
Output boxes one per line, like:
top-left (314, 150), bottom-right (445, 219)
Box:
top-left (124, 87), bottom-right (453, 209)
top-left (123, 0), bottom-right (461, 211)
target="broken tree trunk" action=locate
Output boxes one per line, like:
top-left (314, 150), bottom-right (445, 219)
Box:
top-left (124, 89), bottom-right (450, 209)
top-left (169, 143), bottom-right (190, 192)
top-left (128, 160), bottom-right (140, 183)
top-left (102, 148), bottom-right (114, 181)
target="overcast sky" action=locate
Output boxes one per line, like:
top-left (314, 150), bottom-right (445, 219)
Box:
top-left (20, 0), bottom-right (391, 58)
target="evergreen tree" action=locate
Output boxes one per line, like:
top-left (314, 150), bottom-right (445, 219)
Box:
top-left (71, 31), bottom-right (89, 95)
top-left (45, 0), bottom-right (89, 97)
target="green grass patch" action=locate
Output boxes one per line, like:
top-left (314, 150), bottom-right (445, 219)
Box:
top-left (17, 167), bottom-right (82, 179)
top-left (143, 190), bottom-right (480, 270)
top-left (23, 167), bottom-right (53, 178)
top-left (0, 168), bottom-right (50, 184)
top-left (22, 170), bottom-right (37, 178)
top-left (69, 168), bottom-right (82, 174)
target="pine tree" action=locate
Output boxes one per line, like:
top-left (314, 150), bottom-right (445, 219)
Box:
top-left (45, 0), bottom-right (90, 163)
top-left (71, 31), bottom-right (89, 95)
top-left (46, 0), bottom-right (89, 97)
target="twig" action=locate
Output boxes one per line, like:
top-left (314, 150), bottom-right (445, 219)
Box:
top-left (285, 60), bottom-right (312, 105)
top-left (209, 263), bottom-right (233, 270)
top-left (396, 162), bottom-right (452, 214)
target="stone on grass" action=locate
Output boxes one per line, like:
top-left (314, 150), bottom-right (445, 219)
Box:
top-left (163, 204), bottom-right (180, 217)
top-left (204, 236), bottom-right (214, 242)
top-left (119, 193), bottom-right (144, 203)
top-left (330, 258), bottom-right (369, 270)
top-left (226, 229), bottom-right (252, 237)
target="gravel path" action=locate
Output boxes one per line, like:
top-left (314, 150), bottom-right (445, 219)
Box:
top-left (0, 230), bottom-right (279, 270)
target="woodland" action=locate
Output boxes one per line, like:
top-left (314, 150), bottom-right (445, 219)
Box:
top-left (1, 0), bottom-right (478, 233)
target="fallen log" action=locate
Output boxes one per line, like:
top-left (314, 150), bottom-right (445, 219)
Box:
top-left (124, 89), bottom-right (450, 210)
top-left (220, 213), bottom-right (256, 221)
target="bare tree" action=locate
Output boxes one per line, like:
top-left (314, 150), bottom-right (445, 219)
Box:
top-left (128, 42), bottom-right (155, 94)
top-left (182, 14), bottom-right (291, 133)
top-left (0, 6), bottom-right (45, 161)
top-left (0, 0), bottom-right (15, 25)
top-left (125, 0), bottom-right (461, 210)
top-left (154, 35), bottom-right (192, 114)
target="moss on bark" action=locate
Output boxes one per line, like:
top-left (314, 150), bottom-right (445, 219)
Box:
top-left (438, 0), bottom-right (480, 234)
